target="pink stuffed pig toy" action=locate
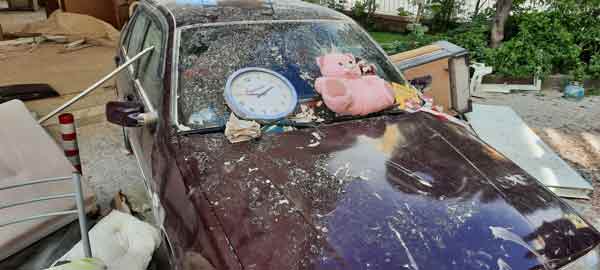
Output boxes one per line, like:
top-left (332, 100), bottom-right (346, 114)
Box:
top-left (314, 53), bottom-right (396, 116)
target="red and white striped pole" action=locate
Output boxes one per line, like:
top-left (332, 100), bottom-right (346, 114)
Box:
top-left (59, 113), bottom-right (82, 173)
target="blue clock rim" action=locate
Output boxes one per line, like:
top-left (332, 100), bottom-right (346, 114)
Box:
top-left (224, 67), bottom-right (299, 121)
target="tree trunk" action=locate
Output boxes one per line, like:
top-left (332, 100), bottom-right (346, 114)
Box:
top-left (473, 0), bottom-right (482, 17)
top-left (490, 0), bottom-right (513, 48)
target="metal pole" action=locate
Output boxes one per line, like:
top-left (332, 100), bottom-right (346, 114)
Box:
top-left (72, 173), bottom-right (92, 258)
top-left (38, 46), bottom-right (155, 124)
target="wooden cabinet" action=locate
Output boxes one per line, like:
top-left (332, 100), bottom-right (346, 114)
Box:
top-left (391, 41), bottom-right (471, 115)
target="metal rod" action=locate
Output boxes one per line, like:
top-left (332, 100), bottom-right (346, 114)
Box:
top-left (0, 193), bottom-right (75, 210)
top-left (72, 173), bottom-right (92, 258)
top-left (38, 46), bottom-right (155, 124)
top-left (0, 210), bottom-right (77, 228)
top-left (0, 176), bottom-right (71, 191)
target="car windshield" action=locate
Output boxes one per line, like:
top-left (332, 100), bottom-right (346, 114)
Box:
top-left (176, 21), bottom-right (406, 130)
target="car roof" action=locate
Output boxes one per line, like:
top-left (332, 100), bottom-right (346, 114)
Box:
top-left (151, 0), bottom-right (350, 28)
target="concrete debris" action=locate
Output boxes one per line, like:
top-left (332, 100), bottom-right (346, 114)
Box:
top-left (44, 35), bottom-right (68, 43)
top-left (225, 114), bottom-right (261, 143)
top-left (0, 36), bottom-right (44, 46)
top-left (289, 104), bottom-right (324, 123)
top-left (112, 191), bottom-right (133, 215)
top-left (307, 141), bottom-right (320, 147)
top-left (59, 43), bottom-right (95, 54)
top-left (64, 39), bottom-right (86, 49)
top-left (0, 34), bottom-right (69, 47)
top-left (54, 211), bottom-right (160, 270)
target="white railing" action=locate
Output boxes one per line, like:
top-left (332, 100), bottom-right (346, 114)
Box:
top-left (0, 173), bottom-right (92, 258)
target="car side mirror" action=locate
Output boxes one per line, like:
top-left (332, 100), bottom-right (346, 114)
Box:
top-left (106, 101), bottom-right (144, 127)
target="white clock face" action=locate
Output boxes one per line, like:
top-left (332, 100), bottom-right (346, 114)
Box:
top-left (225, 68), bottom-right (298, 120)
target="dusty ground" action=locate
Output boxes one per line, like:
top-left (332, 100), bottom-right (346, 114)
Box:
top-left (0, 11), bottom-right (149, 215)
top-left (0, 44), bottom-right (115, 95)
top-left (78, 122), bottom-right (150, 214)
top-left (474, 90), bottom-right (600, 226)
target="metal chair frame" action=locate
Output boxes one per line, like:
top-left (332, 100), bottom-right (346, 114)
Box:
top-left (0, 173), bottom-right (92, 258)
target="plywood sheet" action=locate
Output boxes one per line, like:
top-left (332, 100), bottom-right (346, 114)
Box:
top-left (401, 58), bottom-right (452, 113)
top-left (389, 44), bottom-right (441, 63)
top-left (466, 104), bottom-right (593, 199)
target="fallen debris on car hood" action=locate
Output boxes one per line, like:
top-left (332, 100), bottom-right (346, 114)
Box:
top-left (176, 112), bottom-right (600, 270)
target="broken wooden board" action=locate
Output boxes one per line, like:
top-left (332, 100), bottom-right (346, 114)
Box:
top-left (466, 104), bottom-right (593, 199)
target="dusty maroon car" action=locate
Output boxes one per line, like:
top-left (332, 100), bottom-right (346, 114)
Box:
top-left (107, 0), bottom-right (600, 269)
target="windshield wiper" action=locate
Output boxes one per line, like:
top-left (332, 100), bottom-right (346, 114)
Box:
top-left (179, 119), bottom-right (318, 136)
top-left (275, 119), bottom-right (319, 128)
top-left (180, 125), bottom-right (226, 136)
top-left (326, 108), bottom-right (408, 124)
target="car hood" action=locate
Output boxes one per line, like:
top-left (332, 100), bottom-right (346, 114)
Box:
top-left (177, 112), bottom-right (600, 270)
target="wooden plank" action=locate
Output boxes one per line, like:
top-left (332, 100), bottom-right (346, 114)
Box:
top-left (0, 37), bottom-right (36, 46)
top-left (58, 44), bottom-right (95, 54)
top-left (389, 44), bottom-right (441, 63)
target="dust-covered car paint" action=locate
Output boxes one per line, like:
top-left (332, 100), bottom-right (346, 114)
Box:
top-left (172, 113), bottom-right (600, 270)
top-left (113, 1), bottom-right (600, 269)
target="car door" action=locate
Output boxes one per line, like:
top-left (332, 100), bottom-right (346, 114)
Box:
top-left (116, 9), bottom-right (148, 104)
top-left (131, 14), bottom-right (166, 191)
top-left (116, 6), bottom-right (166, 201)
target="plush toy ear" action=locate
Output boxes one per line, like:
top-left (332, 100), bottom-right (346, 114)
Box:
top-left (316, 56), bottom-right (324, 68)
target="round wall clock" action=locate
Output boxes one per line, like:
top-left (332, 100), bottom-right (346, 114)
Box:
top-left (224, 67), bottom-right (298, 121)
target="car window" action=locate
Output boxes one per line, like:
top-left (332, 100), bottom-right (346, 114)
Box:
top-left (177, 21), bottom-right (406, 130)
top-left (137, 21), bottom-right (164, 108)
top-left (120, 19), bottom-right (133, 52)
top-left (126, 12), bottom-right (149, 59)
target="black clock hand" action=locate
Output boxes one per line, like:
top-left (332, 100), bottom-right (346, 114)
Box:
top-left (257, 86), bottom-right (274, 98)
top-left (246, 85), bottom-right (267, 95)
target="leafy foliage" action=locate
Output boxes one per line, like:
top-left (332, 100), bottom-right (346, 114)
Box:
top-left (379, 28), bottom-right (445, 54)
top-left (351, 0), bottom-right (378, 30)
top-left (425, 0), bottom-right (466, 32)
top-left (486, 11), bottom-right (581, 78)
top-left (397, 7), bottom-right (413, 16)
top-left (379, 11), bottom-right (491, 60)
top-left (444, 10), bottom-right (492, 61)
top-left (372, 0), bottom-right (600, 80)
top-left (588, 54), bottom-right (600, 79)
